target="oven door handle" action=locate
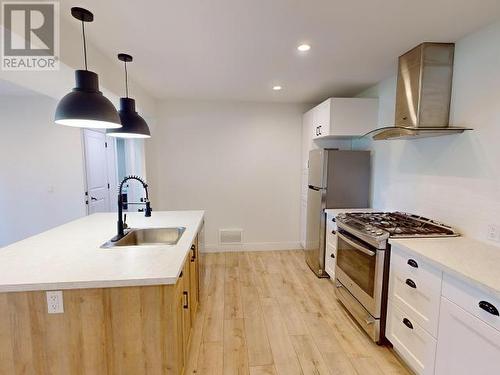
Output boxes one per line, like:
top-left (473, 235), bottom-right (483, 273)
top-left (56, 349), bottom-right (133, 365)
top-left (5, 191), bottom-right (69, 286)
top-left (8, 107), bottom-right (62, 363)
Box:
top-left (337, 232), bottom-right (376, 257)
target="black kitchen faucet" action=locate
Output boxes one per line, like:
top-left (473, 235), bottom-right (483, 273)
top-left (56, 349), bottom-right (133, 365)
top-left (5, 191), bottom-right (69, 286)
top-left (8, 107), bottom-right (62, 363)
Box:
top-left (112, 175), bottom-right (151, 241)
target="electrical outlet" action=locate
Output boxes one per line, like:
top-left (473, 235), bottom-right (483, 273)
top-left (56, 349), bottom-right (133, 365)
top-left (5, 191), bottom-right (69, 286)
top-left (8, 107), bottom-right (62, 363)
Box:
top-left (46, 291), bottom-right (64, 314)
top-left (486, 224), bottom-right (500, 242)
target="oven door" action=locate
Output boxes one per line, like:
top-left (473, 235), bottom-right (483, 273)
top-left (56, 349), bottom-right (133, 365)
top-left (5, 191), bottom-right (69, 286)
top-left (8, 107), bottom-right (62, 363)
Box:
top-left (335, 230), bottom-right (385, 318)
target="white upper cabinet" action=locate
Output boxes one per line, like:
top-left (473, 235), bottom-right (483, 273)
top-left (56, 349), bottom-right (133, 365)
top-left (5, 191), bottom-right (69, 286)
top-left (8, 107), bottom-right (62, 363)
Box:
top-left (311, 98), bottom-right (378, 139)
top-left (302, 109), bottom-right (315, 171)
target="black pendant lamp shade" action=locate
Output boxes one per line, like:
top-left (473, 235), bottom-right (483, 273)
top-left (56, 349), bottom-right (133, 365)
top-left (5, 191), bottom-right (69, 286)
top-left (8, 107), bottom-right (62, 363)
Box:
top-left (107, 53), bottom-right (151, 138)
top-left (54, 8), bottom-right (121, 129)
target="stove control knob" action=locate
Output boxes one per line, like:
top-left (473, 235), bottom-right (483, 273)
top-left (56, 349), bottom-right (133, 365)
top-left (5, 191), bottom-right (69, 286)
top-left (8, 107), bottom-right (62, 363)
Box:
top-left (371, 229), bottom-right (377, 233)
top-left (376, 230), bottom-right (384, 235)
top-left (365, 225), bottom-right (372, 230)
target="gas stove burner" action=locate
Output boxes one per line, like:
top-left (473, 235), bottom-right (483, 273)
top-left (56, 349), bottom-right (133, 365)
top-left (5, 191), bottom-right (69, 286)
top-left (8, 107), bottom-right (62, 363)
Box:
top-left (338, 211), bottom-right (459, 238)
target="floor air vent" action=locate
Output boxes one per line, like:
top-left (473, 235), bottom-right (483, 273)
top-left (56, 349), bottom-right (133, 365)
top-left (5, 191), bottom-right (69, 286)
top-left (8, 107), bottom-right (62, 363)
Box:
top-left (219, 229), bottom-right (243, 245)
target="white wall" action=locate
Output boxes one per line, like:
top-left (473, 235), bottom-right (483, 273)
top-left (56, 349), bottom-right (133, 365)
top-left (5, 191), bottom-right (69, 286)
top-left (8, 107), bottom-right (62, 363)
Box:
top-left (146, 99), bottom-right (305, 251)
top-left (0, 94), bottom-right (86, 247)
top-left (354, 21), bottom-right (500, 244)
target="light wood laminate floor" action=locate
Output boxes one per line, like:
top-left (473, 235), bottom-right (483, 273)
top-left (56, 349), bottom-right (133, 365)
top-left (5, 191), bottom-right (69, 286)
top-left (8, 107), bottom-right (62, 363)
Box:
top-left (186, 250), bottom-right (411, 375)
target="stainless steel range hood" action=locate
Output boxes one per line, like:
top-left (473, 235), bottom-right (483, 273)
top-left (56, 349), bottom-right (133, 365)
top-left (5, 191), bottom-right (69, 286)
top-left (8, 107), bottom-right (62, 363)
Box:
top-left (364, 42), bottom-right (472, 141)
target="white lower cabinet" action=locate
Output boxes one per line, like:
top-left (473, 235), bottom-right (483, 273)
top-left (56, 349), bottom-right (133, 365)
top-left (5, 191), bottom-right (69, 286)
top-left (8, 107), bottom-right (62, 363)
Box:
top-left (388, 245), bottom-right (500, 374)
top-left (435, 297), bottom-right (500, 375)
top-left (388, 246), bottom-right (439, 374)
top-left (325, 242), bottom-right (336, 278)
top-left (386, 300), bottom-right (437, 375)
top-left (389, 247), bottom-right (442, 336)
top-left (325, 214), bottom-right (337, 278)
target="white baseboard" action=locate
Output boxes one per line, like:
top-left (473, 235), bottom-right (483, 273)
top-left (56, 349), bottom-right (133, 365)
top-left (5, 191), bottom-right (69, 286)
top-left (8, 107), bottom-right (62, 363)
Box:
top-left (204, 241), bottom-right (302, 253)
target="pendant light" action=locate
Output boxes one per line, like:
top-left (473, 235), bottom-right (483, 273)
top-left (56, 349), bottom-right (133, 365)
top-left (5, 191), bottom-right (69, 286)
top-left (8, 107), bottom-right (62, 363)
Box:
top-left (54, 7), bottom-right (121, 129)
top-left (107, 53), bottom-right (151, 138)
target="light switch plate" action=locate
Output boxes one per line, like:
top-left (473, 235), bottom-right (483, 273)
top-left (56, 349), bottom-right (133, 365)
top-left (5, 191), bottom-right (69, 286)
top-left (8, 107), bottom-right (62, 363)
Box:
top-left (46, 291), bottom-right (64, 314)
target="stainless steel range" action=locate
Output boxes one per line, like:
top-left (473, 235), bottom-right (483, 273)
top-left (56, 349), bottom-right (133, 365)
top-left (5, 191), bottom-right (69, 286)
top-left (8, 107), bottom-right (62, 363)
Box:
top-left (334, 212), bottom-right (458, 344)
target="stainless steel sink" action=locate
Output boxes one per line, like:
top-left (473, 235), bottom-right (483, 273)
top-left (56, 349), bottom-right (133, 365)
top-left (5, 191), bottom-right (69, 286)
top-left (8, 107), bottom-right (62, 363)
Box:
top-left (101, 227), bottom-right (186, 248)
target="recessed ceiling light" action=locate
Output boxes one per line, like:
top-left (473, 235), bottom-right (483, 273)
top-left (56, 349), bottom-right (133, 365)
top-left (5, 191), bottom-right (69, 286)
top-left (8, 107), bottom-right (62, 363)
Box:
top-left (272, 85), bottom-right (282, 91)
top-left (297, 44), bottom-right (311, 52)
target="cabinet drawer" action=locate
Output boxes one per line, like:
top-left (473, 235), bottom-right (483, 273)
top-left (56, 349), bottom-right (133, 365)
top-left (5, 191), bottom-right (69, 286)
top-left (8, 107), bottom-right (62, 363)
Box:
top-left (442, 273), bottom-right (500, 332)
top-left (391, 246), bottom-right (442, 287)
top-left (386, 300), bottom-right (437, 375)
top-left (389, 246), bottom-right (443, 336)
top-left (325, 242), bottom-right (336, 278)
top-left (326, 215), bottom-right (337, 248)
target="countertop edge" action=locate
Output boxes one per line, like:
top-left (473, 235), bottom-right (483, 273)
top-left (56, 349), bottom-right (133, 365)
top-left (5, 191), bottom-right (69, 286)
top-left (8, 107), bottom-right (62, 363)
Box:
top-left (0, 277), bottom-right (180, 293)
top-left (389, 238), bottom-right (500, 300)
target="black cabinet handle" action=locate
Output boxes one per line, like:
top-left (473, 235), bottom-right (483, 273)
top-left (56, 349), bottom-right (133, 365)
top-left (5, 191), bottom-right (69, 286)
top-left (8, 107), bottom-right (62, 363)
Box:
top-left (318, 125), bottom-right (322, 135)
top-left (330, 254), bottom-right (335, 259)
top-left (405, 279), bottom-right (417, 289)
top-left (183, 291), bottom-right (189, 309)
top-left (332, 230), bottom-right (336, 235)
top-left (403, 318), bottom-right (413, 329)
top-left (191, 244), bottom-right (196, 262)
top-left (407, 259), bottom-right (418, 268)
top-left (479, 301), bottom-right (499, 316)
top-left (332, 217), bottom-right (336, 222)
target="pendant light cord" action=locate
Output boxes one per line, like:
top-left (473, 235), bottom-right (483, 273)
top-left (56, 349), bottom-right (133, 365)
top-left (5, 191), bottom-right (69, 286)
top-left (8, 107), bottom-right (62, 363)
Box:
top-left (81, 20), bottom-right (88, 70)
top-left (124, 61), bottom-right (129, 98)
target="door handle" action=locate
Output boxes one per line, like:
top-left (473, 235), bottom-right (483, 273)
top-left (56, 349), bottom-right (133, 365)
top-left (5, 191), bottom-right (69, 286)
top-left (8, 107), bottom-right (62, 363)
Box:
top-left (90, 196), bottom-right (97, 201)
top-left (405, 279), bottom-right (417, 289)
top-left (330, 254), bottom-right (335, 259)
top-left (337, 232), bottom-right (376, 256)
top-left (191, 244), bottom-right (196, 262)
top-left (183, 291), bottom-right (189, 309)
top-left (402, 318), bottom-right (413, 329)
top-left (479, 301), bottom-right (499, 316)
top-left (407, 259), bottom-right (418, 268)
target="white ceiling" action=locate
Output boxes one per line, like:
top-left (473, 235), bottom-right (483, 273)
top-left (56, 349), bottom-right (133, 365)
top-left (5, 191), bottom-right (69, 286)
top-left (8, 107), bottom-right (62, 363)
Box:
top-left (62, 0), bottom-right (500, 103)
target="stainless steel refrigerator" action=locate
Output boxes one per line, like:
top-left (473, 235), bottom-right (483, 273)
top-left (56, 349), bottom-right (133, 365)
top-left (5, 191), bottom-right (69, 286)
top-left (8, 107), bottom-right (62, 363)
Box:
top-left (305, 149), bottom-right (371, 277)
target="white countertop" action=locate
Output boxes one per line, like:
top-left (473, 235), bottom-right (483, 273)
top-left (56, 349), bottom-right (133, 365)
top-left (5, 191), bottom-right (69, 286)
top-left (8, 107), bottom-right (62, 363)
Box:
top-left (390, 237), bottom-right (500, 298)
top-left (324, 208), bottom-right (373, 216)
top-left (0, 211), bottom-right (204, 292)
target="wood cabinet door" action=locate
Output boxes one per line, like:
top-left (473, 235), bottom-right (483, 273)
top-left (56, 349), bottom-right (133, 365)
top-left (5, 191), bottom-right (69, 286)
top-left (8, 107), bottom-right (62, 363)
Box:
top-left (189, 240), bottom-right (200, 322)
top-left (182, 260), bottom-right (192, 358)
top-left (175, 278), bottom-right (185, 375)
top-left (435, 297), bottom-right (500, 375)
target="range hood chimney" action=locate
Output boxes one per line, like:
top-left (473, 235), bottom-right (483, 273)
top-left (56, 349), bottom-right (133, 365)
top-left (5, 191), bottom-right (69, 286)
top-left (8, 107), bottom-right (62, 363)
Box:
top-left (365, 42), bottom-right (471, 140)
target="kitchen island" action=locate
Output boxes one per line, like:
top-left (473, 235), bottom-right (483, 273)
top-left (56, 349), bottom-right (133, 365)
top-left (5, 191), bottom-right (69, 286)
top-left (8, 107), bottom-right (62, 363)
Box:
top-left (0, 211), bottom-right (204, 375)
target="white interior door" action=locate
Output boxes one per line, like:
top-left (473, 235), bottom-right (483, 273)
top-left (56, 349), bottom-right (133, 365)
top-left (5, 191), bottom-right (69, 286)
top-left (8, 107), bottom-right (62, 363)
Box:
top-left (83, 129), bottom-right (116, 214)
